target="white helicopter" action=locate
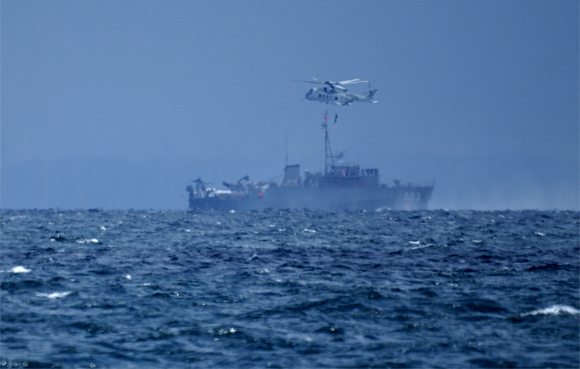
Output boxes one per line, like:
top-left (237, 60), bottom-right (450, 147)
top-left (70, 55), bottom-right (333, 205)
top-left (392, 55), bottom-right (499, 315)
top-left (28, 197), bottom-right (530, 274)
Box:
top-left (294, 78), bottom-right (378, 106)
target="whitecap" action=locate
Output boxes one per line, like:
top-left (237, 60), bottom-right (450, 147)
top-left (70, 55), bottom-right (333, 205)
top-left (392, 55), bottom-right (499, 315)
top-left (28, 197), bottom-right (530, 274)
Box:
top-left (76, 239), bottom-right (99, 244)
top-left (409, 243), bottom-right (435, 250)
top-left (36, 291), bottom-right (71, 299)
top-left (534, 232), bottom-right (545, 236)
top-left (9, 266), bottom-right (31, 273)
top-left (304, 229), bottom-right (316, 233)
top-left (375, 207), bottom-right (391, 212)
top-left (522, 305), bottom-right (580, 316)
top-left (217, 327), bottom-right (236, 335)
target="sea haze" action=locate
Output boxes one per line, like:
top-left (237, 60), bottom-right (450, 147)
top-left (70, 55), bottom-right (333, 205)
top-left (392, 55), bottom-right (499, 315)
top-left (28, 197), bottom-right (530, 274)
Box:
top-left (1, 209), bottom-right (579, 368)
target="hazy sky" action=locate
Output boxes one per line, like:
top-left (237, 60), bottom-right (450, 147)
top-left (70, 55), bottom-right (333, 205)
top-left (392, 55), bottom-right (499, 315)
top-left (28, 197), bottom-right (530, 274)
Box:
top-left (2, 1), bottom-right (578, 210)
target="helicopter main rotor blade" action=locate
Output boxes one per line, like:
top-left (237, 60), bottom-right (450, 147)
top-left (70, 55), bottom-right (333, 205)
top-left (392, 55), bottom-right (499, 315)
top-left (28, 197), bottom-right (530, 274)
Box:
top-left (292, 78), bottom-right (324, 85)
top-left (293, 78), bottom-right (371, 87)
top-left (337, 79), bottom-right (369, 85)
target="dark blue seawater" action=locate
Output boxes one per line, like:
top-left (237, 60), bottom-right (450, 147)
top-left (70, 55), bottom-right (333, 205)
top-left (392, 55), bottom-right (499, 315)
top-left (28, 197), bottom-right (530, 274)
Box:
top-left (1, 209), bottom-right (578, 368)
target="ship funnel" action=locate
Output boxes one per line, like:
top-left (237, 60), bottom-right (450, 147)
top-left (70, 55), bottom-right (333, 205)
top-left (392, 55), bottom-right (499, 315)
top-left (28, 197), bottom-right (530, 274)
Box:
top-left (282, 164), bottom-right (302, 187)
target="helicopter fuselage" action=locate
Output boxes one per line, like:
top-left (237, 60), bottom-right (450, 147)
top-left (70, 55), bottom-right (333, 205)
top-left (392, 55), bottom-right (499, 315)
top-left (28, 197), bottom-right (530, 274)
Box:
top-left (296, 79), bottom-right (377, 105)
top-left (305, 87), bottom-right (357, 106)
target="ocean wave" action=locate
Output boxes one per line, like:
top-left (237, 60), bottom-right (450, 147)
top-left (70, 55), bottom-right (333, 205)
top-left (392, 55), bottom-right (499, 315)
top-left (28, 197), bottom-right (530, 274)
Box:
top-left (1, 209), bottom-right (578, 368)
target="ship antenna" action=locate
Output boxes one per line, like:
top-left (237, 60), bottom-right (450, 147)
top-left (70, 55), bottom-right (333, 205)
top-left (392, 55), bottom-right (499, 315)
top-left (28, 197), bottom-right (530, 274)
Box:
top-left (285, 129), bottom-right (288, 167)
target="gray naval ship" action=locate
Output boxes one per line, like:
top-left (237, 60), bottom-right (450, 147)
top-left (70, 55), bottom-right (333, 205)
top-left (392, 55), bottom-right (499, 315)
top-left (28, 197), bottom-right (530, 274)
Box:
top-left (187, 115), bottom-right (434, 211)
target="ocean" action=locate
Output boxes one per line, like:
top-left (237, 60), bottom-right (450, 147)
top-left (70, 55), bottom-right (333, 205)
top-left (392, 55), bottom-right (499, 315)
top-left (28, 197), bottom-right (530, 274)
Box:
top-left (1, 209), bottom-right (578, 368)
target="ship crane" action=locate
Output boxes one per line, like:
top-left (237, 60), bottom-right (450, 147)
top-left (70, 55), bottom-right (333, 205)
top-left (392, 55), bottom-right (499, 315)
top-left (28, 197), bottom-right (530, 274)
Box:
top-left (223, 175), bottom-right (250, 191)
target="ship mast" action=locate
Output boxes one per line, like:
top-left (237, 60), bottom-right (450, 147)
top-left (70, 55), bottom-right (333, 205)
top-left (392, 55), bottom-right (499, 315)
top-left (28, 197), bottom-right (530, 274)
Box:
top-left (323, 110), bottom-right (335, 174)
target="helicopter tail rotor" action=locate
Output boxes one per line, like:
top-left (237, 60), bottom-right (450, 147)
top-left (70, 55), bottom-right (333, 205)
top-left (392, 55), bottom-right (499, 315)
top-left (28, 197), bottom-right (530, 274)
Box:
top-left (365, 87), bottom-right (378, 103)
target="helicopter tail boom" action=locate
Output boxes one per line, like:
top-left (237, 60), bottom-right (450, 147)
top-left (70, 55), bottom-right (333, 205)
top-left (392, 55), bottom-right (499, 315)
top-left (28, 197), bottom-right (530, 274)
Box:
top-left (362, 89), bottom-right (378, 103)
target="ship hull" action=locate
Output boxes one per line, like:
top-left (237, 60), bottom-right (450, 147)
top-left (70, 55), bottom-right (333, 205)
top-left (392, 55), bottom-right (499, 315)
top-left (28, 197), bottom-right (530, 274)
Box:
top-left (189, 185), bottom-right (433, 211)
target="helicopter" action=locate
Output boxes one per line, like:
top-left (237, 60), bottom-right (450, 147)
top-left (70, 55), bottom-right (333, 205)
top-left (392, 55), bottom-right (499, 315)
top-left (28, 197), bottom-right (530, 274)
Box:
top-left (293, 78), bottom-right (378, 106)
